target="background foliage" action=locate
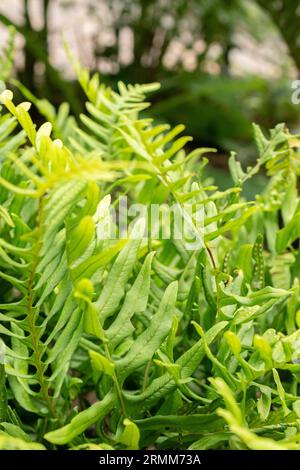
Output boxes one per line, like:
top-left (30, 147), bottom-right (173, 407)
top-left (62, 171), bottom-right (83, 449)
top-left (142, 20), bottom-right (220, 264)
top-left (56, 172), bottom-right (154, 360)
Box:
top-left (0, 0), bottom-right (299, 163)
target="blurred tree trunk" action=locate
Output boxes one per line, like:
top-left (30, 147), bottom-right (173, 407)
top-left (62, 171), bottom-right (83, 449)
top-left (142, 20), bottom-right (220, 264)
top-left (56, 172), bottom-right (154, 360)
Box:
top-left (256, 0), bottom-right (300, 74)
top-left (131, 0), bottom-right (156, 82)
top-left (22, 0), bottom-right (35, 86)
top-left (20, 0), bottom-right (50, 92)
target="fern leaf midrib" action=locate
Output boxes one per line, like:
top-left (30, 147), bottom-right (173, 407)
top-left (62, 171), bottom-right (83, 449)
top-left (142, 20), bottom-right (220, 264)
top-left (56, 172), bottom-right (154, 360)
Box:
top-left (25, 196), bottom-right (56, 418)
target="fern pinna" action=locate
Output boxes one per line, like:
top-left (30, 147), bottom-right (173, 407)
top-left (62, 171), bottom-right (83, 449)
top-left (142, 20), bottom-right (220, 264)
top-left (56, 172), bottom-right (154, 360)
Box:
top-left (0, 59), bottom-right (300, 450)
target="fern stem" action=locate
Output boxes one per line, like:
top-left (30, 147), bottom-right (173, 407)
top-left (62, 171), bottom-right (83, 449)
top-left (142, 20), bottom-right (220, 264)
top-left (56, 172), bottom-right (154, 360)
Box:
top-left (26, 197), bottom-right (56, 418)
top-left (0, 364), bottom-right (7, 423)
top-left (142, 360), bottom-right (152, 392)
top-left (103, 343), bottom-right (127, 418)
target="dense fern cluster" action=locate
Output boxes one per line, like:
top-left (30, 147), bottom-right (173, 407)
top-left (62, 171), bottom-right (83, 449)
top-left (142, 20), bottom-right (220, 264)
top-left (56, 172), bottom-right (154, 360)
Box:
top-left (0, 57), bottom-right (300, 450)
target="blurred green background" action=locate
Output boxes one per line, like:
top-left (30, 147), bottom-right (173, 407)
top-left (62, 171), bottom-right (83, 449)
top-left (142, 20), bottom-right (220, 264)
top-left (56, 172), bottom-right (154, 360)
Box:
top-left (0, 0), bottom-right (299, 189)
